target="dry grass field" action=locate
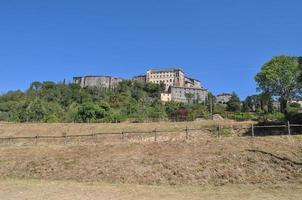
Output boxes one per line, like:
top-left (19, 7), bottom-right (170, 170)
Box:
top-left (0, 121), bottom-right (301, 199)
top-left (0, 120), bottom-right (253, 137)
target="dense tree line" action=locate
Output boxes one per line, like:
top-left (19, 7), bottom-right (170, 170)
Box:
top-left (0, 81), bottom-right (211, 123)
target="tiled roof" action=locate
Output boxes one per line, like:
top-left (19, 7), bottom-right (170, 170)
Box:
top-left (148, 68), bottom-right (184, 73)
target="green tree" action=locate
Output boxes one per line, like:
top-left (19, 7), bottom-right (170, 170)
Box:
top-left (165, 101), bottom-right (184, 117)
top-left (185, 93), bottom-right (194, 104)
top-left (21, 99), bottom-right (48, 122)
top-left (255, 55), bottom-right (301, 113)
top-left (76, 102), bottom-right (106, 122)
top-left (243, 93), bottom-right (273, 113)
top-left (226, 92), bottom-right (241, 112)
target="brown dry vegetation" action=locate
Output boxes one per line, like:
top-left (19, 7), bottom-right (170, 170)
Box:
top-left (0, 134), bottom-right (301, 186)
top-left (0, 122), bottom-right (302, 199)
top-left (0, 120), bottom-right (253, 137)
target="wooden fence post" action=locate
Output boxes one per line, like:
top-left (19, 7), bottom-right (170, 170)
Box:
top-left (154, 129), bottom-right (157, 142)
top-left (93, 133), bottom-right (97, 144)
top-left (217, 125), bottom-right (220, 137)
top-left (252, 124), bottom-right (255, 137)
top-left (185, 126), bottom-right (188, 139)
top-left (35, 135), bottom-right (39, 145)
top-left (63, 133), bottom-right (67, 145)
top-left (287, 121), bottom-right (291, 136)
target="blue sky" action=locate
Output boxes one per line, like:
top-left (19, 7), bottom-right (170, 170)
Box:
top-left (0, 0), bottom-right (301, 99)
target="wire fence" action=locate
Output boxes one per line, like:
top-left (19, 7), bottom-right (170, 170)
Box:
top-left (0, 122), bottom-right (301, 146)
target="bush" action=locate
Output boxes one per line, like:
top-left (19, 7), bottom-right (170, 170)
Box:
top-left (189, 104), bottom-right (211, 119)
top-left (103, 112), bottom-right (127, 123)
top-left (258, 112), bottom-right (285, 122)
top-left (287, 112), bottom-right (302, 124)
top-left (226, 112), bottom-right (257, 121)
top-left (0, 111), bottom-right (9, 121)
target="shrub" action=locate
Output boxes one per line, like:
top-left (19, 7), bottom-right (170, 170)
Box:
top-left (103, 112), bottom-right (127, 123)
top-left (258, 112), bottom-right (285, 122)
top-left (226, 112), bottom-right (257, 121)
top-left (0, 111), bottom-right (9, 121)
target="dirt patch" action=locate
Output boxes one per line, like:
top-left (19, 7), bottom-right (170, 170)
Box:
top-left (1, 179), bottom-right (302, 200)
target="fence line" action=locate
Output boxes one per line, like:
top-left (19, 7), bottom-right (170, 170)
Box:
top-left (1, 122), bottom-right (302, 146)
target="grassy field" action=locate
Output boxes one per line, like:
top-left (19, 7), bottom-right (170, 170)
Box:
top-left (1, 179), bottom-right (302, 200)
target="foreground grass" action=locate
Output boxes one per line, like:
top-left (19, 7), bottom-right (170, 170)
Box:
top-left (0, 120), bottom-right (252, 137)
top-left (0, 179), bottom-right (301, 200)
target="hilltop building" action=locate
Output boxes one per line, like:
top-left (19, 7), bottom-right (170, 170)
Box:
top-left (184, 77), bottom-right (201, 88)
top-left (168, 86), bottom-right (208, 104)
top-left (74, 67), bottom-right (208, 104)
top-left (143, 67), bottom-right (207, 104)
top-left (73, 76), bottom-right (123, 88)
top-left (132, 75), bottom-right (146, 83)
top-left (145, 68), bottom-right (202, 90)
top-left (216, 93), bottom-right (232, 104)
top-left (146, 68), bottom-right (186, 90)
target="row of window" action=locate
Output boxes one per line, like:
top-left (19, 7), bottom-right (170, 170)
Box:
top-left (150, 74), bottom-right (174, 78)
top-left (150, 79), bottom-right (173, 83)
top-left (174, 89), bottom-right (199, 93)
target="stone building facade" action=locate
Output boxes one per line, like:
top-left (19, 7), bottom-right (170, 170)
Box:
top-left (216, 93), bottom-right (232, 104)
top-left (132, 75), bottom-right (146, 83)
top-left (160, 92), bottom-right (172, 102)
top-left (146, 68), bottom-right (186, 90)
top-left (168, 86), bottom-right (208, 104)
top-left (184, 77), bottom-right (201, 88)
top-left (73, 67), bottom-right (208, 104)
top-left (73, 76), bottom-right (123, 88)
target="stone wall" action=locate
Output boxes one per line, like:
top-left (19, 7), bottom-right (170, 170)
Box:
top-left (170, 86), bottom-right (208, 104)
top-left (73, 76), bottom-right (123, 88)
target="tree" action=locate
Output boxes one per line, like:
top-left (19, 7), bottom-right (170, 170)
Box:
top-left (185, 93), bottom-right (194, 104)
top-left (29, 81), bottom-right (43, 90)
top-left (243, 93), bottom-right (273, 113)
top-left (255, 55), bottom-right (301, 113)
top-left (76, 102), bottom-right (106, 122)
top-left (226, 92), bottom-right (241, 112)
top-left (23, 99), bottom-right (48, 122)
top-left (165, 101), bottom-right (184, 117)
top-left (298, 57), bottom-right (302, 68)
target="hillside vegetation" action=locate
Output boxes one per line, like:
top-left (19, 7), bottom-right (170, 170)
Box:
top-left (0, 81), bottom-right (216, 123)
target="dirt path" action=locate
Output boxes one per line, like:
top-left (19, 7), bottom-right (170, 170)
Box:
top-left (1, 179), bottom-right (301, 200)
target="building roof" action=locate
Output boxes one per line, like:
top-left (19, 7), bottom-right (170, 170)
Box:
top-left (216, 93), bottom-right (232, 97)
top-left (73, 75), bottom-right (124, 80)
top-left (147, 67), bottom-right (184, 73)
top-left (170, 86), bottom-right (208, 91)
top-left (185, 76), bottom-right (200, 83)
top-left (132, 75), bottom-right (146, 78)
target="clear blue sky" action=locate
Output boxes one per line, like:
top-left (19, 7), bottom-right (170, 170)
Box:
top-left (1, 0), bottom-right (301, 99)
